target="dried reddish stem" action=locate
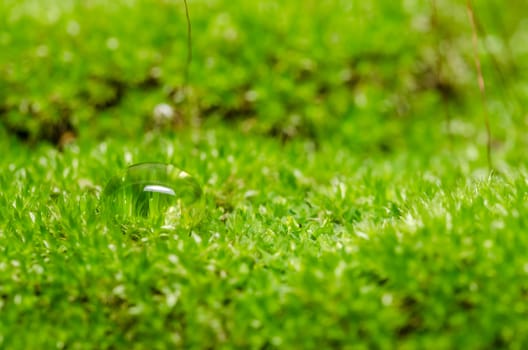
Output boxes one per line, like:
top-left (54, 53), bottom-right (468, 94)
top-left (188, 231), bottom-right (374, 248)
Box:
top-left (466, 0), bottom-right (492, 170)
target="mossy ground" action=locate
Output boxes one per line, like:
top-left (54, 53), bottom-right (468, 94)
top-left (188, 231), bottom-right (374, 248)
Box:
top-left (1, 1), bottom-right (528, 348)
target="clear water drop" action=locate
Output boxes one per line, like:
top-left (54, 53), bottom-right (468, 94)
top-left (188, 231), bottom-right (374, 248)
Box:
top-left (102, 163), bottom-right (203, 227)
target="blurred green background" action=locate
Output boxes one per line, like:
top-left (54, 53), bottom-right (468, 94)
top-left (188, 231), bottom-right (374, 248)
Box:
top-left (1, 0), bottom-right (526, 163)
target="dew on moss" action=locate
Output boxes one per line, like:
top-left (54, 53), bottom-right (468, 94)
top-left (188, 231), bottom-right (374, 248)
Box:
top-left (102, 163), bottom-right (203, 227)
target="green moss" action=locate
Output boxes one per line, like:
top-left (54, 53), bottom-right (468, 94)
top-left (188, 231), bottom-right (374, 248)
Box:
top-left (1, 1), bottom-right (528, 348)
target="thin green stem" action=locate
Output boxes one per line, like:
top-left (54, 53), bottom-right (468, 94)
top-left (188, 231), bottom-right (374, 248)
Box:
top-left (183, 0), bottom-right (192, 87)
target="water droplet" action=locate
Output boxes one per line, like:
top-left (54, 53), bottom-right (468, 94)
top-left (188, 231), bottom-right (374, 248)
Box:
top-left (153, 103), bottom-right (175, 122)
top-left (102, 163), bottom-right (203, 228)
